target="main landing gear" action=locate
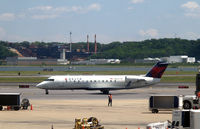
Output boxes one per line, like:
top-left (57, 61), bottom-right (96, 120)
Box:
top-left (45, 89), bottom-right (49, 95)
top-left (100, 90), bottom-right (109, 94)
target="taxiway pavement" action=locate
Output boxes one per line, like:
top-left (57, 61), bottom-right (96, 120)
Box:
top-left (0, 84), bottom-right (195, 129)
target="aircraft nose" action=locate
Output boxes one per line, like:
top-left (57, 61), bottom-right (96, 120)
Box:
top-left (36, 83), bottom-right (43, 88)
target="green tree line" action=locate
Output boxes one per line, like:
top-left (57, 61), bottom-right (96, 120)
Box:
top-left (0, 44), bottom-right (17, 59)
top-left (92, 38), bottom-right (200, 61)
top-left (0, 38), bottom-right (200, 60)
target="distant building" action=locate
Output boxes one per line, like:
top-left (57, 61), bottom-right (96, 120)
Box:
top-left (6, 57), bottom-right (58, 65)
top-left (58, 49), bottom-right (69, 65)
top-left (57, 59), bottom-right (69, 65)
top-left (187, 57), bottom-right (196, 63)
top-left (7, 48), bottom-right (71, 65)
top-left (60, 49), bottom-right (66, 60)
top-left (65, 51), bottom-right (92, 60)
top-left (169, 55), bottom-right (188, 63)
top-left (71, 59), bottom-right (120, 65)
top-left (135, 55), bottom-right (196, 64)
top-left (160, 57), bottom-right (170, 62)
top-left (168, 55), bottom-right (195, 63)
top-left (90, 59), bottom-right (120, 64)
top-left (135, 58), bottom-right (160, 63)
top-left (6, 57), bottom-right (37, 65)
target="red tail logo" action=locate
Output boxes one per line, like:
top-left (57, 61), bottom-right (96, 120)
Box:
top-left (146, 62), bottom-right (168, 78)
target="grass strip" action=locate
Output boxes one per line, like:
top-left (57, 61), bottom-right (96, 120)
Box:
top-left (0, 71), bottom-right (198, 76)
top-left (0, 77), bottom-right (47, 83)
top-left (0, 76), bottom-right (195, 83)
top-left (161, 76), bottom-right (195, 83)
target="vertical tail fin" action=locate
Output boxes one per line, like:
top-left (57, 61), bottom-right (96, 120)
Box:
top-left (146, 62), bottom-right (168, 78)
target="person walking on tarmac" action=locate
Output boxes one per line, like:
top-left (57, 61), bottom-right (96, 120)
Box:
top-left (108, 94), bottom-right (112, 107)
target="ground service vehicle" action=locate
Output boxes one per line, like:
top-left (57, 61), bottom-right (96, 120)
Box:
top-left (147, 110), bottom-right (200, 129)
top-left (182, 73), bottom-right (200, 109)
top-left (149, 95), bottom-right (182, 113)
top-left (146, 121), bottom-right (170, 129)
top-left (0, 93), bottom-right (30, 111)
top-left (172, 110), bottom-right (200, 129)
top-left (74, 117), bottom-right (104, 129)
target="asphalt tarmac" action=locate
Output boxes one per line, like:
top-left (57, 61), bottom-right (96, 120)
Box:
top-left (0, 82), bottom-right (195, 100)
top-left (0, 74), bottom-right (196, 78)
top-left (0, 83), bottom-right (196, 129)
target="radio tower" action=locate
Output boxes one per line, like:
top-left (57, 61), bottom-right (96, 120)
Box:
top-left (94, 34), bottom-right (97, 54)
top-left (70, 32), bottom-right (72, 52)
top-left (87, 35), bottom-right (89, 53)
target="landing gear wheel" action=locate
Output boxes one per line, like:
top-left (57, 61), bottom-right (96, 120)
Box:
top-left (152, 109), bottom-right (158, 113)
top-left (21, 98), bottom-right (30, 110)
top-left (45, 89), bottom-right (49, 95)
top-left (183, 101), bottom-right (191, 109)
top-left (101, 90), bottom-right (109, 94)
top-left (88, 117), bottom-right (99, 127)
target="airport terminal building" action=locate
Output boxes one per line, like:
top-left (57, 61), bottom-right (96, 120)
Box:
top-left (6, 57), bottom-right (59, 65)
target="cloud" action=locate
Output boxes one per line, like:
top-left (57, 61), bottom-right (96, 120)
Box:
top-left (69, 4), bottom-right (101, 13)
top-left (184, 13), bottom-right (200, 17)
top-left (28, 3), bottom-right (101, 19)
top-left (17, 13), bottom-right (26, 19)
top-left (0, 13), bottom-right (15, 21)
top-left (29, 6), bottom-right (53, 11)
top-left (128, 7), bottom-right (134, 10)
top-left (88, 3), bottom-right (101, 11)
top-left (181, 1), bottom-right (200, 18)
top-left (183, 32), bottom-right (200, 39)
top-left (131, 0), bottom-right (144, 4)
top-left (181, 1), bottom-right (199, 10)
top-left (139, 29), bottom-right (158, 37)
top-left (31, 14), bottom-right (58, 20)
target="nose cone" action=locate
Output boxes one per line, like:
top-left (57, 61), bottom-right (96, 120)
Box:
top-left (36, 82), bottom-right (44, 89)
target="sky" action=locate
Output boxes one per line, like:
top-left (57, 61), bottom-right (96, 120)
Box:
top-left (0, 0), bottom-right (200, 43)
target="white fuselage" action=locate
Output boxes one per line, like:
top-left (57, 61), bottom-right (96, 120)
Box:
top-left (36, 75), bottom-right (160, 90)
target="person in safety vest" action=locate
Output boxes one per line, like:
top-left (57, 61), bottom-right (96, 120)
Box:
top-left (108, 94), bottom-right (112, 107)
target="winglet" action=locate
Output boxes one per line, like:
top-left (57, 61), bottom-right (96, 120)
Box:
top-left (145, 62), bottom-right (168, 78)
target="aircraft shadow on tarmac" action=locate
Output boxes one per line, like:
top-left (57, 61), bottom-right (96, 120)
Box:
top-left (88, 92), bottom-right (139, 96)
top-left (88, 92), bottom-right (160, 96)
top-left (142, 111), bottom-right (172, 114)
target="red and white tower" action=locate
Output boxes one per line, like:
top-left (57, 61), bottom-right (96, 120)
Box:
top-left (87, 35), bottom-right (89, 53)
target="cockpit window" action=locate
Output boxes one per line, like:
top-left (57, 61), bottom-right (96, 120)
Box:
top-left (45, 79), bottom-right (54, 81)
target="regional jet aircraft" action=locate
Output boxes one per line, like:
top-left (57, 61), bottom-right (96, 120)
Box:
top-left (36, 62), bottom-right (168, 94)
